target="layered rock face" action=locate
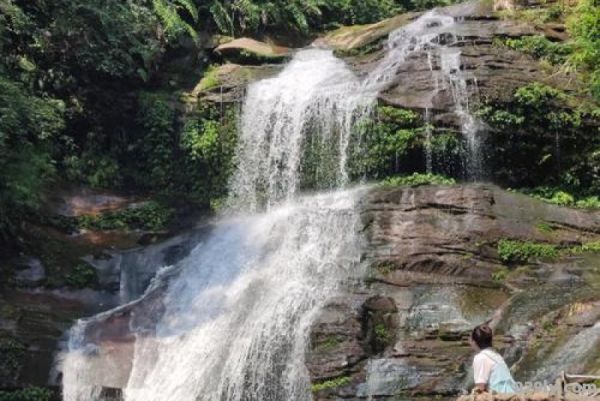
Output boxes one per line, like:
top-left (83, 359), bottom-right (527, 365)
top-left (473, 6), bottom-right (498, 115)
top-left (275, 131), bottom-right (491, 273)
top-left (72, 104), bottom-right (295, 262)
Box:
top-left (307, 184), bottom-right (600, 400)
top-left (324, 1), bottom-right (571, 117)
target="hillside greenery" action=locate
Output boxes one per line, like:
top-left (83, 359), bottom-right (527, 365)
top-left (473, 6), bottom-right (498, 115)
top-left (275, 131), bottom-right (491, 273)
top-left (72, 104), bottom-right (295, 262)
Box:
top-left (0, 0), bottom-right (466, 242)
top-left (1, 0), bottom-right (599, 243)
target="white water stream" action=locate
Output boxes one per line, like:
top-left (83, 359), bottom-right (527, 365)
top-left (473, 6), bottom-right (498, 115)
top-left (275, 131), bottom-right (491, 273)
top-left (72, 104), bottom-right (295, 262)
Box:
top-left (62, 7), bottom-right (485, 401)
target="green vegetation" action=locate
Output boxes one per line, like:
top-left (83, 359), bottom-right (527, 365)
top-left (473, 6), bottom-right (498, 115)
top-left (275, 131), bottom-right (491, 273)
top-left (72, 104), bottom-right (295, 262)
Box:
top-left (496, 5), bottom-right (564, 25)
top-left (567, 0), bottom-right (600, 100)
top-left (570, 241), bottom-right (600, 254)
top-left (77, 201), bottom-right (173, 231)
top-left (315, 336), bottom-right (342, 351)
top-left (349, 106), bottom-right (425, 179)
top-left (382, 173), bottom-right (456, 187)
top-left (197, 65), bottom-right (221, 91)
top-left (516, 187), bottom-right (600, 209)
top-left (498, 239), bottom-right (600, 264)
top-left (311, 376), bottom-right (351, 392)
top-left (492, 267), bottom-right (509, 282)
top-left (497, 0), bottom-right (600, 101)
top-left (478, 83), bottom-right (599, 192)
top-left (0, 387), bottom-right (53, 401)
top-left (497, 239), bottom-right (558, 264)
top-left (374, 323), bottom-right (392, 344)
top-left (64, 263), bottom-right (98, 289)
top-left (500, 36), bottom-right (573, 65)
top-left (0, 335), bottom-right (25, 381)
top-left (536, 221), bottom-right (553, 233)
top-left (376, 262), bottom-right (395, 275)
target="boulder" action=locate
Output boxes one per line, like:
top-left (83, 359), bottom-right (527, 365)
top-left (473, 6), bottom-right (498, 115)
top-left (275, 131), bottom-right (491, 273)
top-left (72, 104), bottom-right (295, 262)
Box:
top-left (214, 37), bottom-right (291, 62)
top-left (317, 12), bottom-right (419, 52)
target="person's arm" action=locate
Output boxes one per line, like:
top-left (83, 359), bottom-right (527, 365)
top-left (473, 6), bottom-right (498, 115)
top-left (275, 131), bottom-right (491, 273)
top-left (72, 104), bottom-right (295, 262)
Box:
top-left (473, 354), bottom-right (492, 393)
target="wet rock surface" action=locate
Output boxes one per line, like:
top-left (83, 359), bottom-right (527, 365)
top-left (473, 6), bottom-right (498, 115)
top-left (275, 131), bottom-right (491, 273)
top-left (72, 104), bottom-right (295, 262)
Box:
top-left (307, 184), bottom-right (600, 400)
top-left (9, 184), bottom-right (599, 396)
top-left (334, 1), bottom-right (573, 119)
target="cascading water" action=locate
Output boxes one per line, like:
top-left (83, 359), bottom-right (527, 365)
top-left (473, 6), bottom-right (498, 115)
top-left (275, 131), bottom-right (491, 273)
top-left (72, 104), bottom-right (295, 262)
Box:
top-left (62, 189), bottom-right (365, 401)
top-left (61, 48), bottom-right (369, 401)
top-left (62, 8), bottom-right (489, 401)
top-left (227, 49), bottom-right (371, 211)
top-left (362, 9), bottom-right (485, 180)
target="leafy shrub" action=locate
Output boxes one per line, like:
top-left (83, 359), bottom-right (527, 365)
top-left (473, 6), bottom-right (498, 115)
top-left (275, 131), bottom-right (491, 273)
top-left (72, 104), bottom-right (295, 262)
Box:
top-left (575, 196), bottom-right (600, 209)
top-left (497, 239), bottom-right (558, 264)
top-left (134, 92), bottom-right (177, 189)
top-left (0, 337), bottom-right (25, 380)
top-left (569, 241), bottom-right (600, 254)
top-left (0, 76), bottom-right (64, 239)
top-left (0, 386), bottom-right (53, 401)
top-left (478, 83), bottom-right (597, 191)
top-left (77, 201), bottom-right (173, 231)
top-left (179, 104), bottom-right (238, 204)
top-left (65, 263), bottom-right (98, 289)
top-left (514, 82), bottom-right (567, 107)
top-left (374, 323), bottom-right (392, 344)
top-left (518, 187), bottom-right (600, 209)
top-left (502, 36), bottom-right (573, 65)
top-left (382, 173), bottom-right (456, 187)
top-left (311, 376), bottom-right (351, 392)
top-left (197, 65), bottom-right (220, 91)
top-left (349, 106), bottom-right (425, 179)
top-left (567, 0), bottom-right (600, 100)
top-left (492, 267), bottom-right (509, 282)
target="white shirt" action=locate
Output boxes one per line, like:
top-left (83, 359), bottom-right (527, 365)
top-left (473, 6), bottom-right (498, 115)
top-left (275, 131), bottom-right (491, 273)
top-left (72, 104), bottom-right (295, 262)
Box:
top-left (473, 348), bottom-right (517, 393)
top-left (473, 349), bottom-right (499, 385)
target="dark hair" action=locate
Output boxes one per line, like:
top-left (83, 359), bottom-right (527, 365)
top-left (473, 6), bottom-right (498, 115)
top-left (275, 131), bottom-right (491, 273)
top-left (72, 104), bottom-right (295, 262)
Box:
top-left (471, 322), bottom-right (493, 349)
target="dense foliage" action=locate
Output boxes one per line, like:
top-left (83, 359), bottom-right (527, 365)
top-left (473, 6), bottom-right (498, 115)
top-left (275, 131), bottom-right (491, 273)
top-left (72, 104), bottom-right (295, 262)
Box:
top-left (0, 386), bottom-right (53, 401)
top-left (498, 0), bottom-right (600, 101)
top-left (478, 83), bottom-right (600, 193)
top-left (567, 0), bottom-right (600, 100)
top-left (1, 0), bottom-right (462, 242)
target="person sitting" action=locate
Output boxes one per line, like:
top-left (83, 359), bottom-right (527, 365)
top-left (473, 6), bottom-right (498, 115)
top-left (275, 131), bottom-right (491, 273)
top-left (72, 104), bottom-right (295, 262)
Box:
top-left (469, 322), bottom-right (517, 394)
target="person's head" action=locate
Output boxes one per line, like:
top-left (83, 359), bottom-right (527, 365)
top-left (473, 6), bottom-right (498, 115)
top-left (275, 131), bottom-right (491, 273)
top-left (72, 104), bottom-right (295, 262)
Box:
top-left (469, 322), bottom-right (493, 351)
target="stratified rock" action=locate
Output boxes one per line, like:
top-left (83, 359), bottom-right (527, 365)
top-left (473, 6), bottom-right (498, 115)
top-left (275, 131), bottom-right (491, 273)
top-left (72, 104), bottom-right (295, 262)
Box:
top-left (317, 13), bottom-right (419, 52)
top-left (309, 184), bottom-right (600, 400)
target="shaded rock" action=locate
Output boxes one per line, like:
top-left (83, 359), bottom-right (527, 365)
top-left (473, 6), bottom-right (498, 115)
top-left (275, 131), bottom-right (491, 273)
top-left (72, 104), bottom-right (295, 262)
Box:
top-left (47, 188), bottom-right (137, 218)
top-left (0, 290), bottom-right (91, 387)
top-left (14, 257), bottom-right (46, 287)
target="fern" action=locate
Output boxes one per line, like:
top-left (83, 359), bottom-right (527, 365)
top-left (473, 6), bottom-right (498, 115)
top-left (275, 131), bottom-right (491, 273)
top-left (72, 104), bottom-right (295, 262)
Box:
top-left (286, 3), bottom-right (309, 32)
top-left (209, 0), bottom-right (234, 35)
top-left (175, 0), bottom-right (198, 22)
top-left (152, 0), bottom-right (197, 41)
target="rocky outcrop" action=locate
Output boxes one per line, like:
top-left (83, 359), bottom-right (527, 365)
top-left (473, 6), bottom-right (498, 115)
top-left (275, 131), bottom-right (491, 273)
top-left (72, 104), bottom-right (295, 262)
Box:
top-left (214, 37), bottom-right (291, 62)
top-left (326, 0), bottom-right (574, 120)
top-left (317, 13), bottom-right (419, 51)
top-left (20, 184), bottom-right (600, 398)
top-left (182, 63), bottom-right (281, 106)
top-left (307, 184), bottom-right (600, 400)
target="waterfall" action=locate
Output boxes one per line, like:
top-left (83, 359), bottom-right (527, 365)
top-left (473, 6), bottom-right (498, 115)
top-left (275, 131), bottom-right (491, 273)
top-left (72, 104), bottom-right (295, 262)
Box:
top-left (62, 189), bottom-right (365, 401)
top-left (227, 48), bottom-right (371, 212)
top-left (61, 49), bottom-right (369, 401)
top-left (362, 9), bottom-right (485, 180)
top-left (424, 108), bottom-right (433, 173)
top-left (62, 9), bottom-right (489, 401)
